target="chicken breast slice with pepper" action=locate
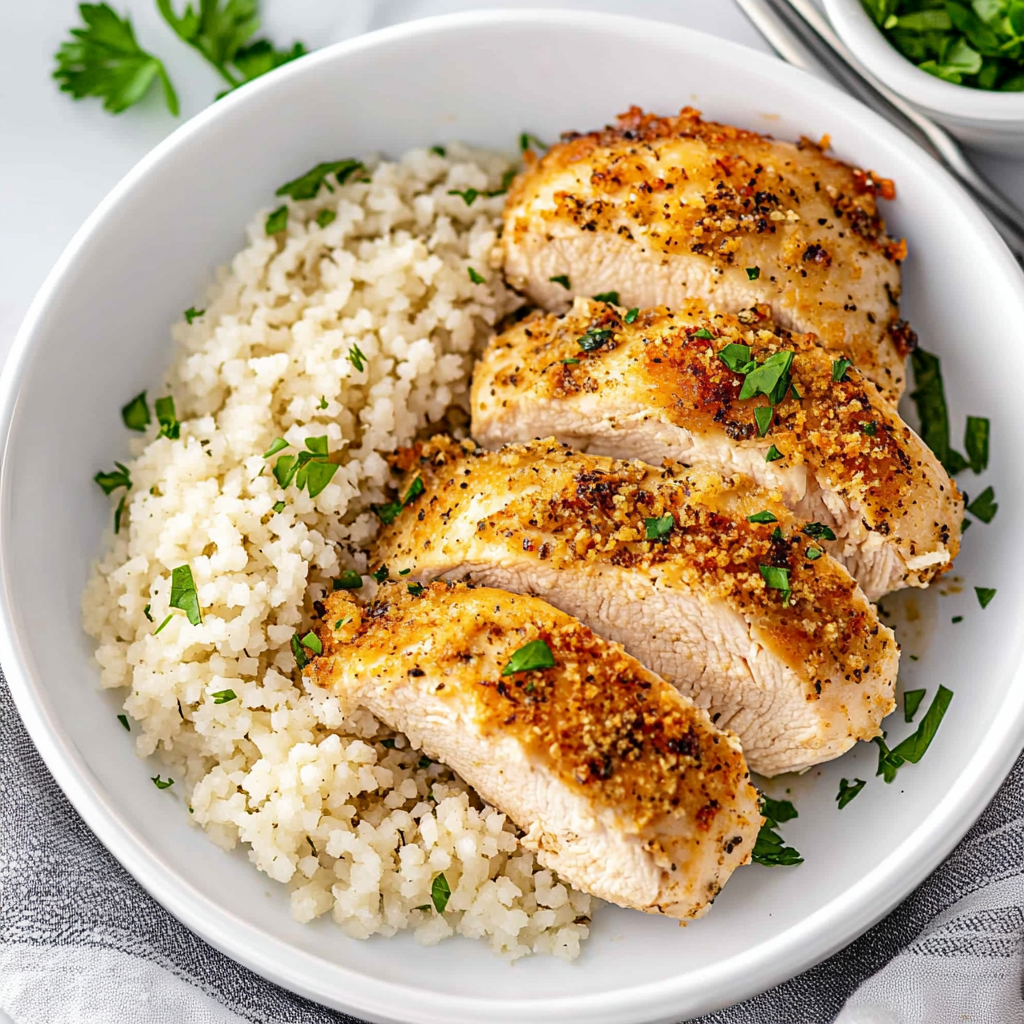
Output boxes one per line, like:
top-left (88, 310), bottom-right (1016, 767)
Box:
top-left (504, 106), bottom-right (915, 401)
top-left (373, 438), bottom-right (899, 776)
top-left (310, 582), bottom-right (762, 919)
top-left (471, 298), bottom-right (962, 600)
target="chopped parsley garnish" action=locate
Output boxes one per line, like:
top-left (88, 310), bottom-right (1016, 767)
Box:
top-left (965, 416), bottom-right (990, 473)
top-left (502, 639), bottom-right (556, 676)
top-left (263, 438), bottom-right (289, 459)
top-left (560, 358), bottom-right (580, 365)
top-left (334, 618), bottom-right (349, 630)
top-left (903, 688), bottom-right (926, 722)
top-left (398, 568), bottom-right (411, 576)
top-left (467, 267), bottom-right (485, 285)
top-left (836, 778), bottom-right (866, 809)
top-left (212, 689), bottom-right (237, 704)
top-left (747, 510), bottom-right (778, 524)
top-left (272, 500), bottom-right (286, 514)
top-left (291, 633), bottom-right (310, 670)
top-left (754, 406), bottom-right (773, 436)
top-left (802, 523), bottom-right (837, 541)
top-left (265, 205), bottom-right (288, 235)
top-left (874, 685), bottom-right (953, 783)
top-left (967, 485), bottom-right (998, 523)
top-left (404, 475), bottom-right (425, 504)
top-left (909, 349), bottom-right (968, 475)
top-left (371, 565), bottom-right (389, 584)
top-left (153, 613), bottom-right (174, 635)
top-left (430, 872), bottom-right (451, 913)
top-left (486, 169), bottom-right (517, 197)
top-left (53, 3), bottom-right (180, 116)
top-left (549, 274), bottom-right (571, 290)
top-left (430, 145), bottom-right (446, 157)
top-left (275, 159), bottom-right (364, 201)
top-left (759, 564), bottom-right (792, 605)
top-left (184, 306), bottom-right (205, 324)
top-left (348, 343), bottom-right (367, 373)
top-left (169, 564), bottom-right (202, 626)
top-left (151, 775), bottom-right (174, 789)
top-left (740, 351), bottom-right (794, 404)
top-left (593, 291), bottom-right (620, 304)
top-left (272, 436), bottom-right (339, 498)
top-left (380, 737), bottom-right (397, 748)
top-left (805, 546), bottom-right (823, 561)
top-left (95, 462), bottom-right (131, 495)
top-left (307, 836), bottom-right (317, 856)
top-left (831, 357), bottom-right (853, 383)
top-left (143, 604), bottom-right (153, 622)
top-left (578, 328), bottom-right (613, 352)
top-left (121, 391), bottom-right (151, 431)
top-left (318, 396), bottom-right (328, 410)
top-left (693, 328), bottom-right (714, 340)
top-left (114, 494), bottom-right (128, 534)
top-left (745, 266), bottom-right (761, 280)
top-left (952, 615), bottom-right (963, 623)
top-left (519, 132), bottom-right (548, 152)
top-left (624, 307), bottom-right (639, 324)
top-left (118, 713), bottom-right (130, 731)
top-left (315, 209), bottom-right (336, 228)
top-left (644, 514), bottom-right (675, 541)
top-left (751, 795), bottom-right (802, 866)
top-left (373, 476), bottom-right (424, 525)
top-left (407, 582), bottom-right (425, 596)
top-left (299, 631), bottom-right (322, 655)
top-left (718, 344), bottom-right (755, 373)
top-left (765, 444), bottom-right (783, 462)
top-left (447, 187), bottom-right (479, 206)
top-left (861, 421), bottom-right (878, 437)
top-left (333, 570), bottom-right (363, 591)
top-left (418, 755), bottom-right (433, 770)
top-left (154, 395), bottom-right (180, 439)
top-left (975, 586), bottom-right (997, 608)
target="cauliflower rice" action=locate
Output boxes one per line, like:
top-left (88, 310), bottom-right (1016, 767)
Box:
top-left (82, 144), bottom-right (591, 959)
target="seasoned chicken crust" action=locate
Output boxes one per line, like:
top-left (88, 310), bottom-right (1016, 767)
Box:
top-left (472, 298), bottom-right (962, 599)
top-left (374, 438), bottom-right (899, 775)
top-left (504, 106), bottom-right (913, 400)
top-left (311, 582), bottom-right (762, 918)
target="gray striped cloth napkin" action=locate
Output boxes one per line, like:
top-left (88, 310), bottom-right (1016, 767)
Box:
top-left (2, 672), bottom-right (1022, 1024)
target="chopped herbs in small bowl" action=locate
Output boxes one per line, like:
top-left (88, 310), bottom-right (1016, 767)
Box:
top-left (826, 0), bottom-right (1024, 151)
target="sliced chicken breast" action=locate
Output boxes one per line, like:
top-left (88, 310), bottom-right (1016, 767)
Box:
top-left (373, 438), bottom-right (899, 776)
top-left (310, 582), bottom-right (762, 919)
top-left (472, 298), bottom-right (962, 600)
top-left (504, 106), bottom-right (915, 400)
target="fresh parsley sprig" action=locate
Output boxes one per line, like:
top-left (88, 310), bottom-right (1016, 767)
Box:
top-left (873, 684), bottom-right (953, 783)
top-left (54, 4), bottom-right (180, 115)
top-left (751, 795), bottom-right (803, 866)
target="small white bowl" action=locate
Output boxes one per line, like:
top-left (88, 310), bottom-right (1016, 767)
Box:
top-left (824, 0), bottom-right (1024, 152)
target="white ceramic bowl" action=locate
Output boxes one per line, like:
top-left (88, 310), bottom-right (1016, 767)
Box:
top-left (825, 0), bottom-right (1024, 152)
top-left (3, 10), bottom-right (1024, 1023)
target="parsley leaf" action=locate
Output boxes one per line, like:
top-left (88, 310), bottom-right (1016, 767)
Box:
top-left (519, 132), bottom-right (548, 152)
top-left (153, 613), bottom-right (174, 635)
top-left (739, 350), bottom-right (794, 404)
top-left (291, 633), bottom-right (310, 670)
top-left (212, 689), bottom-right (237, 704)
top-left (967, 485), bottom-right (998, 523)
top-left (751, 795), bottom-right (802, 866)
top-left (272, 500), bottom-right (286, 514)
top-left (373, 500), bottom-right (402, 525)
top-left (802, 523), bottom-right (837, 541)
top-left (831, 357), bottom-right (853, 382)
top-left (759, 564), bottom-right (792, 605)
top-left (644, 514), bottom-right (675, 541)
top-left (903, 688), bottom-right (926, 722)
top-left (121, 392), bottom-right (150, 431)
top-left (805, 546), bottom-right (823, 561)
top-left (875, 685), bottom-right (954, 783)
top-left (333, 570), bottom-right (363, 591)
top-left (975, 586), bottom-right (997, 608)
top-left (275, 159), bottom-right (363, 201)
top-left (765, 444), bottom-right (783, 462)
top-left (624, 307), bottom-right (640, 324)
top-left (502, 639), bottom-right (556, 676)
top-left (155, 395), bottom-right (180, 439)
top-left (151, 775), bottom-right (174, 789)
top-left (118, 713), bottom-right (130, 731)
top-left (965, 416), bottom-right (990, 473)
top-left (299, 631), bottom-right (322, 655)
top-left (265, 205), bottom-right (288, 234)
top-left (693, 328), bottom-right (714, 340)
top-left (348, 343), bottom-right (367, 373)
top-left (593, 291), bottom-right (620, 304)
top-left (430, 145), bottom-right (446, 157)
top-left (909, 349), bottom-right (968, 475)
top-left (430, 872), bottom-right (451, 912)
top-left (54, 3), bottom-right (180, 116)
top-left (407, 582), bottom-right (425, 596)
top-left (404, 476), bottom-right (425, 505)
top-left (169, 564), bottom-right (202, 626)
top-left (560, 358), bottom-right (580, 365)
top-left (718, 344), bottom-right (754, 373)
top-left (746, 266), bottom-right (761, 280)
top-left (549, 274), bottom-right (571, 290)
top-left (578, 328), bottom-right (613, 352)
top-left (754, 406), bottom-right (773, 436)
top-left (447, 187), bottom-right (479, 206)
top-left (836, 778), bottom-right (866, 809)
top-left (95, 462), bottom-right (131, 495)
top-left (263, 438), bottom-right (289, 458)
top-left (371, 565), bottom-right (389, 584)
top-left (467, 267), bottom-right (485, 285)
top-left (747, 510), bottom-right (778, 524)
top-left (315, 209), bottom-right (336, 228)
top-left (184, 306), bottom-right (205, 323)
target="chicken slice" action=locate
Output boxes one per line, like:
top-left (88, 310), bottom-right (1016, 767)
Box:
top-left (504, 106), bottom-right (915, 401)
top-left (471, 298), bottom-right (962, 600)
top-left (310, 582), bottom-right (761, 919)
top-left (373, 438), bottom-right (898, 776)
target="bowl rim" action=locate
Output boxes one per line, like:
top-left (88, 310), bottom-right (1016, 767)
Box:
top-left (4, 8), bottom-right (1024, 1023)
top-left (824, 0), bottom-right (1024, 122)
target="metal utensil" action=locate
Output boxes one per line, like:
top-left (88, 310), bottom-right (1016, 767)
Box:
top-left (736, 0), bottom-right (1024, 262)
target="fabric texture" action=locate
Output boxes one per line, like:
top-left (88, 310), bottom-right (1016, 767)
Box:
top-left (2, 674), bottom-right (1023, 1024)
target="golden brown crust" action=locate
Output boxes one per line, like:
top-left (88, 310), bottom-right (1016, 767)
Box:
top-left (472, 299), bottom-right (961, 587)
top-left (376, 437), bottom-right (892, 694)
top-left (312, 583), bottom-right (755, 837)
